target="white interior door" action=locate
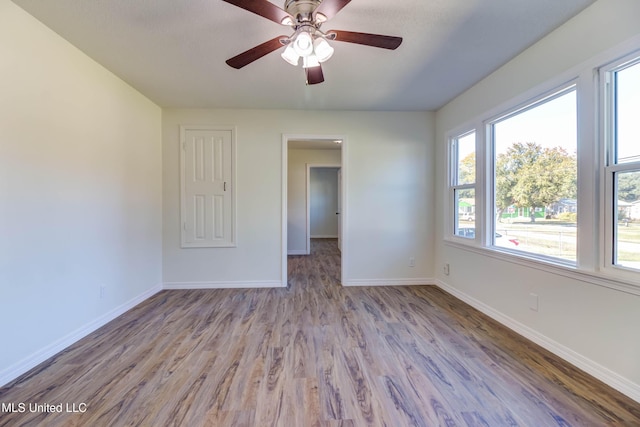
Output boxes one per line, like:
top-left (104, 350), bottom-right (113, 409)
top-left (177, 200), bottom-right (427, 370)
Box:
top-left (181, 127), bottom-right (235, 248)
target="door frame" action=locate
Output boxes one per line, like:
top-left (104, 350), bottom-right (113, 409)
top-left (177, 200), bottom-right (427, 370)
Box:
top-left (282, 134), bottom-right (348, 287)
top-left (306, 164), bottom-right (341, 255)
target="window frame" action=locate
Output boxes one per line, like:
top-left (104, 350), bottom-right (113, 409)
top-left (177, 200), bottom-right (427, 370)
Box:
top-left (443, 39), bottom-right (640, 293)
top-left (448, 129), bottom-right (477, 243)
top-left (487, 83), bottom-right (579, 266)
top-left (600, 53), bottom-right (640, 277)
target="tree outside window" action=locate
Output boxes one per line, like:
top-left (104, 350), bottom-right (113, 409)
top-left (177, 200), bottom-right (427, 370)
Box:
top-left (491, 88), bottom-right (577, 261)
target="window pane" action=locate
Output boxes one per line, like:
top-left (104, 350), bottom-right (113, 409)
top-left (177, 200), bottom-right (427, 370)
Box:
top-left (615, 170), bottom-right (640, 269)
top-left (493, 89), bottom-right (577, 261)
top-left (455, 189), bottom-right (475, 239)
top-left (616, 62), bottom-right (640, 164)
top-left (456, 132), bottom-right (476, 185)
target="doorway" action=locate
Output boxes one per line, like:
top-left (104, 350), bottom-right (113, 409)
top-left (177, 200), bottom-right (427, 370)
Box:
top-left (282, 134), bottom-right (347, 287)
top-left (307, 165), bottom-right (341, 255)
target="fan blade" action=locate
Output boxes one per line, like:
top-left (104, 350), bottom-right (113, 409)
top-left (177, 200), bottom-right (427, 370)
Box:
top-left (221, 0), bottom-right (293, 25)
top-left (226, 36), bottom-right (287, 69)
top-left (305, 65), bottom-right (324, 85)
top-left (314, 0), bottom-right (352, 21)
top-left (329, 30), bottom-right (402, 50)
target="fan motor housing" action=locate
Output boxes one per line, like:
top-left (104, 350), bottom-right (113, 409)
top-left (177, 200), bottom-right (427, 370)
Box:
top-left (284, 0), bottom-right (321, 23)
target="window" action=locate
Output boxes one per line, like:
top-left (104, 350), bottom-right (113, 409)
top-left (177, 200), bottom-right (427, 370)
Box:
top-left (603, 56), bottom-right (640, 271)
top-left (450, 131), bottom-right (476, 240)
top-left (444, 42), bottom-right (640, 287)
top-left (490, 87), bottom-right (578, 262)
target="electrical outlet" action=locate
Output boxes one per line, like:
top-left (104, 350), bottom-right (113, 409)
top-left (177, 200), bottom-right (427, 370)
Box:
top-left (443, 263), bottom-right (450, 275)
top-left (409, 257), bottom-right (415, 267)
top-left (100, 285), bottom-right (106, 299)
top-left (529, 293), bottom-right (539, 311)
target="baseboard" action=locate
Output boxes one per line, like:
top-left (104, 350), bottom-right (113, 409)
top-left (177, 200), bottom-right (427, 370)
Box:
top-left (310, 235), bottom-right (338, 238)
top-left (435, 279), bottom-right (640, 404)
top-left (287, 249), bottom-right (308, 255)
top-left (163, 280), bottom-right (284, 290)
top-left (0, 283), bottom-right (163, 388)
top-left (342, 278), bottom-right (435, 287)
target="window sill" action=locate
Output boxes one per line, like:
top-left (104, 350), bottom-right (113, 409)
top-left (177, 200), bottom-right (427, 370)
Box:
top-left (443, 238), bottom-right (640, 297)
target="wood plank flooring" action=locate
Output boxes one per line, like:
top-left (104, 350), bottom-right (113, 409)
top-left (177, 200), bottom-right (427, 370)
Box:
top-left (1, 239), bottom-right (639, 426)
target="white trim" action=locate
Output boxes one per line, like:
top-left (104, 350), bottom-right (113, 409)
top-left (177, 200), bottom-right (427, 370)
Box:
top-left (599, 52), bottom-right (640, 279)
top-left (0, 284), bottom-right (163, 388)
top-left (342, 278), bottom-right (435, 287)
top-left (306, 163), bottom-right (341, 255)
top-left (435, 279), bottom-right (640, 403)
top-left (447, 129), bottom-right (478, 243)
top-left (575, 65), bottom-right (599, 271)
top-left (287, 250), bottom-right (307, 255)
top-left (310, 235), bottom-right (339, 239)
top-left (485, 81), bottom-right (579, 262)
top-left (282, 134), bottom-right (348, 288)
top-left (444, 239), bottom-right (640, 297)
top-left (163, 281), bottom-right (283, 290)
top-left (341, 138), bottom-right (348, 281)
top-left (282, 136), bottom-right (288, 287)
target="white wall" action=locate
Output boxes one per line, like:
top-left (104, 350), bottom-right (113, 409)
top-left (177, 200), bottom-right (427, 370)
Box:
top-left (0, 0), bottom-right (162, 385)
top-left (435, 0), bottom-right (640, 400)
top-left (310, 168), bottom-right (339, 238)
top-left (287, 148), bottom-right (341, 253)
top-left (163, 109), bottom-right (434, 287)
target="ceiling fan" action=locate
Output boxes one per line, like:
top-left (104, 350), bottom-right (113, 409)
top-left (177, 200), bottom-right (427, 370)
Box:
top-left (222, 0), bottom-right (402, 85)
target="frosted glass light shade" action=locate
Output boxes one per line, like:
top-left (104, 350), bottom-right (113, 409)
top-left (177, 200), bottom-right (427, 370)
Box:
top-left (281, 44), bottom-right (300, 66)
top-left (313, 38), bottom-right (334, 63)
top-left (302, 54), bottom-right (320, 69)
top-left (293, 32), bottom-right (313, 57)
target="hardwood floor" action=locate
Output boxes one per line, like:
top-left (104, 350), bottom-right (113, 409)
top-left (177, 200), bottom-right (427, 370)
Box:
top-left (1, 238), bottom-right (639, 426)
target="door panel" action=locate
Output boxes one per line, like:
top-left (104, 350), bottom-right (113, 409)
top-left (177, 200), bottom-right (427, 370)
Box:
top-left (181, 128), bottom-right (235, 247)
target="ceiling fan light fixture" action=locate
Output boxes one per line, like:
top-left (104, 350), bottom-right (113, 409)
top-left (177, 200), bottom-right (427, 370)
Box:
top-left (315, 12), bottom-right (328, 24)
top-left (302, 54), bottom-right (320, 69)
top-left (223, 0), bottom-right (403, 85)
top-left (293, 31), bottom-right (313, 57)
top-left (281, 43), bottom-right (300, 66)
top-left (313, 37), bottom-right (334, 63)
top-left (281, 16), bottom-right (294, 26)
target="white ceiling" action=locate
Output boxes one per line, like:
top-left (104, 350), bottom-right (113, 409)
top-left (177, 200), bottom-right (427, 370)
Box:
top-left (12, 0), bottom-right (596, 111)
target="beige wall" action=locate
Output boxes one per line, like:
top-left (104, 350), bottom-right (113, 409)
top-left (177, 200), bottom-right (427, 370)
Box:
top-left (13, 0), bottom-right (636, 403)
top-left (162, 109), bottom-right (435, 287)
top-left (0, 0), bottom-right (162, 384)
top-left (435, 0), bottom-right (640, 400)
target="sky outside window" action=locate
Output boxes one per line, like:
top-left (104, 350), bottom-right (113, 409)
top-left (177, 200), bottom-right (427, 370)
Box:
top-left (616, 61), bottom-right (640, 164)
